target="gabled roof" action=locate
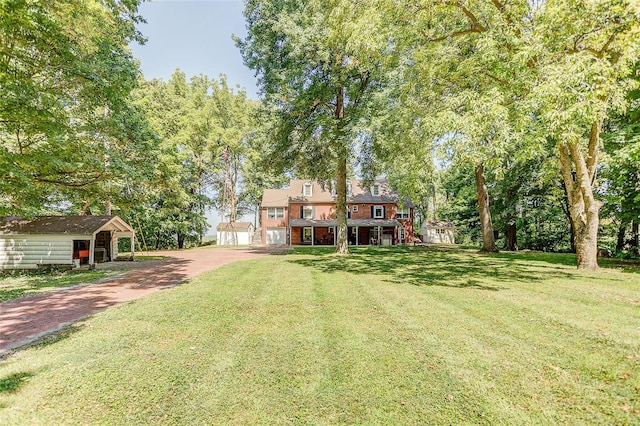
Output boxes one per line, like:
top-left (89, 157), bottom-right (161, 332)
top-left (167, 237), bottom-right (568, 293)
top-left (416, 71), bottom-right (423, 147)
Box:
top-left (0, 216), bottom-right (134, 236)
top-left (265, 179), bottom-right (414, 207)
top-left (422, 221), bottom-right (454, 228)
top-left (216, 222), bottom-right (254, 231)
top-left (261, 189), bottom-right (290, 207)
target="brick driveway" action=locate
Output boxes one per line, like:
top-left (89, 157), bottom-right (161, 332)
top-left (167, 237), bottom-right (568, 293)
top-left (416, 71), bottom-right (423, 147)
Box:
top-left (0, 247), bottom-right (268, 356)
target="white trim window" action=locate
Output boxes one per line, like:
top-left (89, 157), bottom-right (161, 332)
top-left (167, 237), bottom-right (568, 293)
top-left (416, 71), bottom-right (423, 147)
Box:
top-left (303, 227), bottom-right (313, 243)
top-left (396, 207), bottom-right (410, 219)
top-left (267, 207), bottom-right (285, 219)
top-left (373, 205), bottom-right (384, 219)
top-left (352, 205), bottom-right (359, 212)
top-left (399, 227), bottom-right (406, 243)
top-left (302, 206), bottom-right (314, 219)
top-left (371, 183), bottom-right (380, 196)
top-left (303, 182), bottom-right (313, 197)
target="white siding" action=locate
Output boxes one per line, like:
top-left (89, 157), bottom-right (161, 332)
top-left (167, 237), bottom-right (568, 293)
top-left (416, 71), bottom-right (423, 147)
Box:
top-left (217, 230), bottom-right (253, 245)
top-left (0, 235), bottom-right (74, 270)
top-left (266, 228), bottom-right (286, 245)
top-left (421, 228), bottom-right (455, 244)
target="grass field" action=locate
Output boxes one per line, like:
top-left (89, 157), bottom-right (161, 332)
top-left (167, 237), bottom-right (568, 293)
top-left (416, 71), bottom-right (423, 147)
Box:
top-left (0, 269), bottom-right (115, 303)
top-left (0, 247), bottom-right (638, 424)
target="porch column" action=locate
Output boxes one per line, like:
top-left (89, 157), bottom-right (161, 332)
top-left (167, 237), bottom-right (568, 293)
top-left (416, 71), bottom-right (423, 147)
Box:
top-left (378, 226), bottom-right (382, 246)
top-left (333, 227), bottom-right (336, 246)
top-left (355, 227), bottom-right (359, 246)
top-left (311, 227), bottom-right (314, 246)
top-left (131, 234), bottom-right (135, 259)
top-left (88, 232), bottom-right (96, 266)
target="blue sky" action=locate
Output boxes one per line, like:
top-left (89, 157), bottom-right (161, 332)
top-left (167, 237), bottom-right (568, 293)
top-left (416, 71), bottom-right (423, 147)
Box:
top-left (130, 0), bottom-right (260, 233)
top-left (130, 0), bottom-right (259, 99)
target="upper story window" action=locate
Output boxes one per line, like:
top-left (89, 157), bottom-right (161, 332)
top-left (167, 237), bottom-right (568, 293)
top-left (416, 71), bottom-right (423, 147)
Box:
top-left (303, 182), bottom-right (313, 197)
top-left (371, 183), bottom-right (381, 196)
top-left (352, 205), bottom-right (359, 212)
top-left (396, 207), bottom-right (410, 219)
top-left (373, 205), bottom-right (384, 219)
top-left (302, 206), bottom-right (314, 219)
top-left (267, 207), bottom-right (285, 219)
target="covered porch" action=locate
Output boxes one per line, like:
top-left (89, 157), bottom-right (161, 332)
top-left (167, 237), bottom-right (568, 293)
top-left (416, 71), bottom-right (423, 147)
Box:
top-left (288, 219), bottom-right (402, 246)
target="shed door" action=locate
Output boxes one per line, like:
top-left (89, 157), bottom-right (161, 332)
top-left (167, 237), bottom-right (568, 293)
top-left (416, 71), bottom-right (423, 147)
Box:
top-left (266, 227), bottom-right (286, 245)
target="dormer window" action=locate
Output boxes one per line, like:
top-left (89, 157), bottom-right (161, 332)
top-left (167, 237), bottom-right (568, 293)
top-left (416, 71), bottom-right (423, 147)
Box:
top-left (372, 183), bottom-right (380, 196)
top-left (303, 182), bottom-right (313, 197)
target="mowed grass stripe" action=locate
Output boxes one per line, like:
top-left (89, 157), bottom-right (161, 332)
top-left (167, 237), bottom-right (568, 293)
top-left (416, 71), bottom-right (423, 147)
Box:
top-left (0, 249), bottom-right (638, 425)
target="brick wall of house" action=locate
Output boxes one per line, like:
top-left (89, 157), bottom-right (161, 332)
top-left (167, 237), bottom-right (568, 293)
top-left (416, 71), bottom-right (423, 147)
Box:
top-left (289, 203), bottom-right (335, 220)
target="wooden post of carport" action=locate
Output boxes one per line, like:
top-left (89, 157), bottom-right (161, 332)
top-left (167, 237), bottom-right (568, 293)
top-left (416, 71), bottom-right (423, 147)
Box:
top-left (88, 231), bottom-right (97, 267)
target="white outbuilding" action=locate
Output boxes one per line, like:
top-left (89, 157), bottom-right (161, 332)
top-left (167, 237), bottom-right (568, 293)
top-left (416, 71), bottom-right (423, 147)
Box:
top-left (0, 215), bottom-right (135, 270)
top-left (216, 222), bottom-right (254, 245)
top-left (420, 221), bottom-right (455, 244)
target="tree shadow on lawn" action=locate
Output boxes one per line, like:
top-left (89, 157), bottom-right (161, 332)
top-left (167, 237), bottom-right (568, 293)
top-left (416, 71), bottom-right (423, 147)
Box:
top-left (0, 371), bottom-right (33, 394)
top-left (290, 246), bottom-right (580, 290)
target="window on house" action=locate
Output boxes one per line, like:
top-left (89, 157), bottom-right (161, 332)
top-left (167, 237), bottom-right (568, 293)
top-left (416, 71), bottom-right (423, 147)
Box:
top-left (399, 228), bottom-right (406, 243)
top-left (396, 207), bottom-right (410, 219)
top-left (373, 205), bottom-right (384, 219)
top-left (372, 183), bottom-right (380, 196)
top-left (352, 205), bottom-right (359, 212)
top-left (303, 227), bottom-right (313, 243)
top-left (302, 206), bottom-right (314, 219)
top-left (303, 182), bottom-right (313, 197)
top-left (267, 207), bottom-right (284, 219)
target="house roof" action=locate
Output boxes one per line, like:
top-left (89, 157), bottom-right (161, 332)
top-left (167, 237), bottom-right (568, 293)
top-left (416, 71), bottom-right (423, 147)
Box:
top-left (261, 189), bottom-right (290, 207)
top-left (422, 221), bottom-right (454, 228)
top-left (290, 219), bottom-right (402, 228)
top-left (0, 215), bottom-right (135, 236)
top-left (263, 179), bottom-right (414, 207)
top-left (216, 222), bottom-right (254, 231)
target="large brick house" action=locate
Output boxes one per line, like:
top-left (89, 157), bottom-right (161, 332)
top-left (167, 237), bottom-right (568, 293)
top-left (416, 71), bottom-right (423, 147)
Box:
top-left (260, 179), bottom-right (414, 246)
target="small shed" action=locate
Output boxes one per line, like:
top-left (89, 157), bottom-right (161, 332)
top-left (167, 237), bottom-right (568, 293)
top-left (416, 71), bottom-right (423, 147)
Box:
top-left (0, 215), bottom-right (135, 270)
top-left (216, 222), bottom-right (254, 245)
top-left (421, 221), bottom-right (455, 244)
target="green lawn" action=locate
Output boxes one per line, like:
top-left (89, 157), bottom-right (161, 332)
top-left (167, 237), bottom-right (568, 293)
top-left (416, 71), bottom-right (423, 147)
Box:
top-left (0, 247), bottom-right (638, 424)
top-left (0, 269), bottom-right (116, 303)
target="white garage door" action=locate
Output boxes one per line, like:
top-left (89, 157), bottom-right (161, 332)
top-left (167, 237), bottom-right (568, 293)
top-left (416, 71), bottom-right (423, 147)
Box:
top-left (266, 228), bottom-right (286, 245)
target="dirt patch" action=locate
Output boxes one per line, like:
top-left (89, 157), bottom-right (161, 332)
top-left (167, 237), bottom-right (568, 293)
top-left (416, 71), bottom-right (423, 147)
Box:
top-left (0, 247), bottom-right (267, 356)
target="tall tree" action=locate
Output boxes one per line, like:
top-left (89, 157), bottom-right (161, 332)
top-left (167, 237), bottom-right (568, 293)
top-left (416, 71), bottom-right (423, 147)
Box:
top-left (237, 0), bottom-right (393, 254)
top-left (393, 0), bottom-right (640, 269)
top-left (0, 0), bottom-right (147, 214)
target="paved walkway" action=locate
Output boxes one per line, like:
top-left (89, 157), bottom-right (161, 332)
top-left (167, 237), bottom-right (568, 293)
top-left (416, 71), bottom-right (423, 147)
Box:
top-left (0, 248), bottom-right (267, 356)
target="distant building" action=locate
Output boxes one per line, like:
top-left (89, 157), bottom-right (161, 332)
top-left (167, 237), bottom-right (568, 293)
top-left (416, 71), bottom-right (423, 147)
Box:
top-left (420, 221), bottom-right (455, 244)
top-left (216, 222), bottom-right (254, 245)
top-left (260, 179), bottom-right (414, 246)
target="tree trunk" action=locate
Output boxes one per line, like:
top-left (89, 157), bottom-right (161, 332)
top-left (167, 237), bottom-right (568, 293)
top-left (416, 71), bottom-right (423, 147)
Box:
top-left (558, 123), bottom-right (602, 270)
top-left (177, 233), bottom-right (185, 249)
top-left (616, 222), bottom-right (626, 253)
top-left (474, 163), bottom-right (498, 253)
top-left (560, 180), bottom-right (576, 252)
top-left (105, 199), bottom-right (112, 216)
top-left (334, 86), bottom-right (349, 255)
top-left (632, 221), bottom-right (639, 255)
top-left (505, 222), bottom-right (517, 251)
